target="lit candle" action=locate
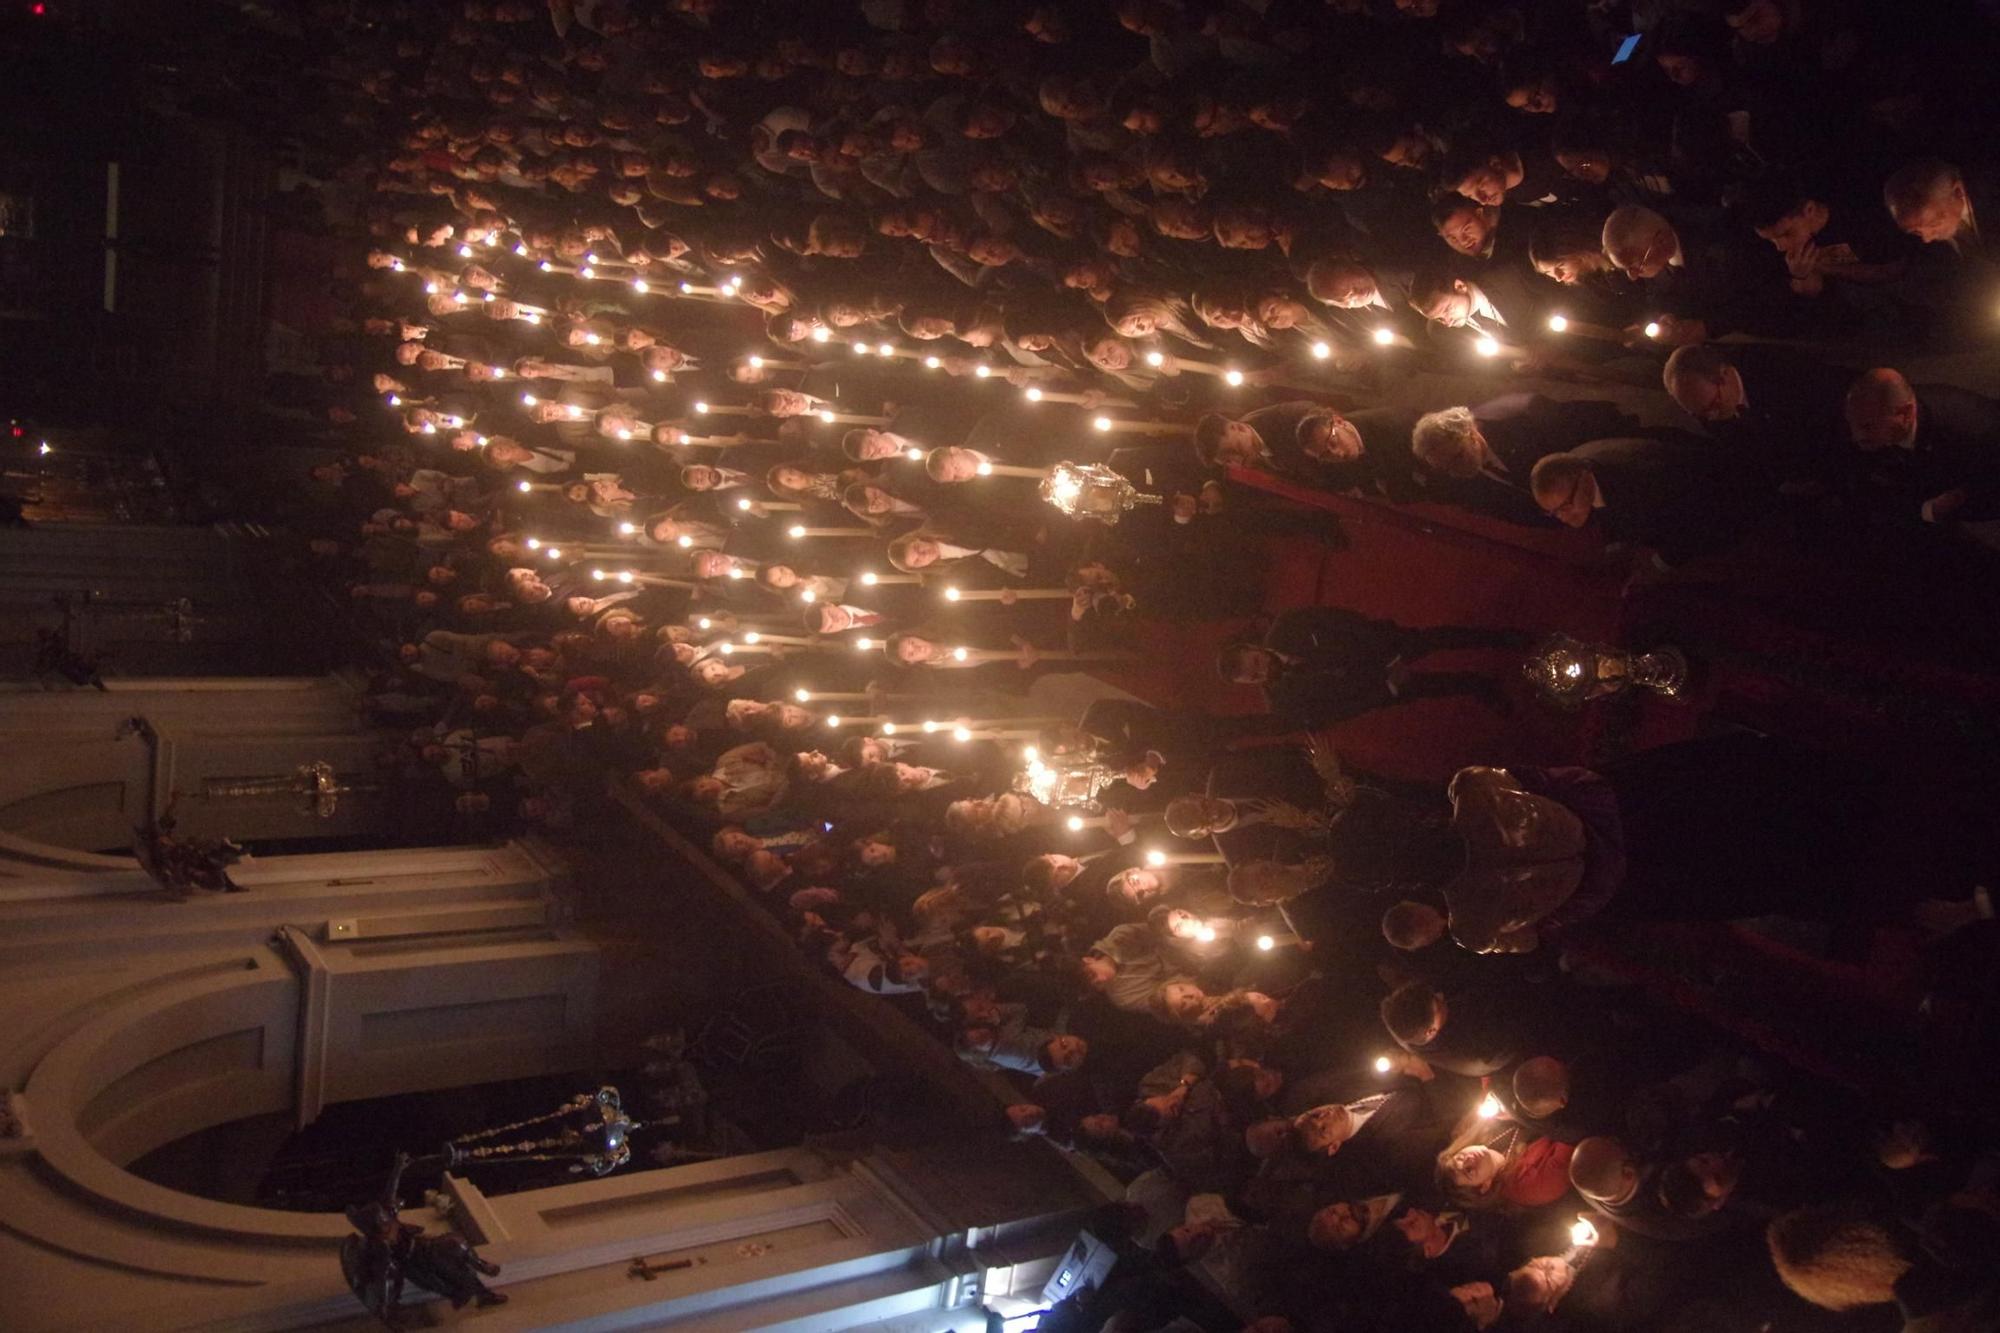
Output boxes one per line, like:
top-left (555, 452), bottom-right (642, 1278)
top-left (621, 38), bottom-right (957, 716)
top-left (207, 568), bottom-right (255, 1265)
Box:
top-left (812, 410), bottom-right (893, 426)
top-left (1477, 1093), bottom-right (1504, 1120)
top-left (916, 646), bottom-right (1133, 665)
top-left (1543, 313), bottom-right (1620, 342)
top-left (1022, 388), bottom-right (1136, 407)
top-left (1143, 850), bottom-right (1228, 866)
top-left (787, 525), bottom-right (877, 538)
top-left (856, 571), bottom-right (925, 586)
top-left (793, 690), bottom-right (871, 703)
top-left (735, 497), bottom-right (804, 512)
top-left (689, 402), bottom-right (755, 417)
top-left (941, 586), bottom-right (1073, 602)
top-left (1374, 1056), bottom-right (1394, 1074)
top-left (1091, 416), bottom-right (1192, 437)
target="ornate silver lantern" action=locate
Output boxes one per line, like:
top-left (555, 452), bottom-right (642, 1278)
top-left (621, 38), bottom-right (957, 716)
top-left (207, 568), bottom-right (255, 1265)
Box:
top-left (1524, 633), bottom-right (1688, 710)
top-left (1014, 746), bottom-right (1117, 813)
top-left (1039, 460), bottom-right (1164, 525)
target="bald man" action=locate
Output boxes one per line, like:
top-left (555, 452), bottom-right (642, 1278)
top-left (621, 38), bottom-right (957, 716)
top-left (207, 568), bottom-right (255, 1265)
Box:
top-left (1530, 435), bottom-right (1760, 569)
top-left (1843, 368), bottom-right (2000, 530)
top-left (1662, 344), bottom-right (1852, 489)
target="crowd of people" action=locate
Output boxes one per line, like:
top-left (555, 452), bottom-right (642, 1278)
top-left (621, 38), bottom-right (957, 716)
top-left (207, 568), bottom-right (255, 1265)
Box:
top-left (259, 0), bottom-right (2000, 1328)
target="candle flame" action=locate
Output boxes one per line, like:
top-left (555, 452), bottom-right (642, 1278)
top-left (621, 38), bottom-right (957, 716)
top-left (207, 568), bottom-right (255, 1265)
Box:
top-left (1224, 369), bottom-right (1245, 387)
top-left (1475, 336), bottom-right (1501, 358)
top-left (788, 524), bottom-right (807, 538)
top-left (1093, 416), bottom-right (1112, 431)
top-left (951, 647), bottom-right (968, 661)
top-left (1311, 341), bottom-right (1331, 359)
top-left (1145, 350), bottom-right (1165, 367)
top-left (1146, 850), bottom-right (1166, 867)
top-left (944, 587), bottom-right (962, 600)
top-left (1375, 1056), bottom-right (1393, 1074)
top-left (1066, 815), bottom-right (1085, 831)
top-left (1477, 1094), bottom-right (1503, 1119)
top-left (1373, 327), bottom-right (1396, 346)
top-left (924, 356), bottom-right (941, 369)
top-left (1256, 935), bottom-right (1275, 951)
top-left (953, 726), bottom-right (971, 742)
top-left (1548, 314), bottom-right (1570, 333)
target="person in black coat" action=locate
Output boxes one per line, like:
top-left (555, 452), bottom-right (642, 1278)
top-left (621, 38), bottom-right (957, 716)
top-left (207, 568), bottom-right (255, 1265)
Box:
top-left (1218, 606), bottom-right (1528, 727)
top-left (1410, 395), bottom-right (1640, 521)
top-left (1843, 368), bottom-right (2000, 528)
top-left (1662, 343), bottom-right (1855, 490)
top-left (1530, 435), bottom-right (1762, 568)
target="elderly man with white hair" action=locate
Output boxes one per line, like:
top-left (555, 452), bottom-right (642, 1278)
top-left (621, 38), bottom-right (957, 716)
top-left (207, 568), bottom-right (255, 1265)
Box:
top-left (1601, 205), bottom-right (1795, 344)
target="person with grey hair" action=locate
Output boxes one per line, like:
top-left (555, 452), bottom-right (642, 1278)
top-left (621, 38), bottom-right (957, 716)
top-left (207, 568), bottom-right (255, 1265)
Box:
top-left (1601, 205), bottom-right (1795, 343)
top-left (1409, 395), bottom-right (1637, 521)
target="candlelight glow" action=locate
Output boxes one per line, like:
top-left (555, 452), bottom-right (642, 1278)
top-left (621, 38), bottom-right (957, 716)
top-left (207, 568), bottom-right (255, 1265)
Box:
top-left (1145, 350), bottom-right (1165, 367)
top-left (693, 401), bottom-right (710, 414)
top-left (696, 617), bottom-right (711, 629)
top-left (825, 714), bottom-right (842, 727)
top-left (1256, 935), bottom-right (1275, 951)
top-left (906, 447), bottom-right (924, 461)
top-left (1571, 1218), bottom-right (1599, 1248)
top-left (521, 394), bottom-right (538, 406)
top-left (811, 327), bottom-right (830, 343)
top-left (632, 279), bottom-right (648, 293)
top-left (975, 461), bottom-right (993, 476)
top-left (1224, 369), bottom-right (1245, 387)
top-left (924, 356), bottom-right (941, 369)
top-left (590, 568), bottom-right (605, 580)
top-left (818, 409), bottom-right (835, 422)
top-left (1066, 815), bottom-right (1085, 831)
top-left (1548, 314), bottom-right (1570, 333)
top-left (788, 524), bottom-right (807, 538)
top-left (726, 567), bottom-right (745, 579)
top-left (795, 689), bottom-right (811, 703)
top-left (1475, 336), bottom-right (1501, 357)
top-left (618, 522), bottom-right (637, 535)
top-left (855, 638), bottom-right (873, 650)
top-left (517, 480), bottom-right (532, 492)
top-left (1477, 1094), bottom-right (1503, 1119)
top-left (525, 538), bottom-right (542, 550)
top-left (922, 720), bottom-right (939, 733)
top-left (718, 642), bottom-right (734, 655)
top-left (800, 588), bottom-right (816, 602)
top-left (677, 535), bottom-right (693, 548)
top-left (877, 343), bottom-right (893, 356)
top-left (1195, 925), bottom-right (1217, 943)
top-left (738, 497), bottom-right (753, 510)
top-left (579, 266), bottom-right (596, 279)
top-left (1375, 1056), bottom-right (1393, 1074)
top-left (953, 726), bottom-right (972, 742)
top-left (861, 572), bottom-right (879, 585)
top-left (853, 341), bottom-right (870, 354)
top-left (1025, 387), bottom-right (1043, 401)
top-left (944, 587), bottom-right (962, 601)
top-left (652, 370), bottom-right (667, 382)
top-left (1093, 416), bottom-right (1112, 431)
top-left (617, 571), bottom-right (634, 584)
top-left (974, 365), bottom-right (991, 378)
top-left (544, 547), bottom-right (562, 560)
top-left (1644, 321), bottom-right (1663, 339)
top-left (1146, 850), bottom-right (1167, 867)
top-left (1311, 341), bottom-right (1330, 359)
top-left (744, 632), bottom-right (762, 644)
top-left (951, 647), bottom-right (968, 661)
top-left (1373, 327), bottom-right (1396, 346)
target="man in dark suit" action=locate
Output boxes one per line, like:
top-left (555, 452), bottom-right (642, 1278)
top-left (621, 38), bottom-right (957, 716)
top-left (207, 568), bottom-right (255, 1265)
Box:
top-left (1844, 368), bottom-right (2000, 530)
top-left (1410, 395), bottom-right (1639, 521)
top-left (1217, 607), bottom-right (1527, 726)
top-left (1191, 401), bottom-right (1418, 499)
top-left (1530, 435), bottom-right (1761, 569)
top-left (1662, 343), bottom-right (1853, 490)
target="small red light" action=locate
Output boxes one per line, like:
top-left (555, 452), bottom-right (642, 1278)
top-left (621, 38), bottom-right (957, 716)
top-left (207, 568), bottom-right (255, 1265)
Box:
top-left (32, 3), bottom-right (48, 14)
